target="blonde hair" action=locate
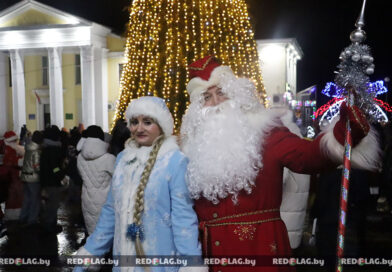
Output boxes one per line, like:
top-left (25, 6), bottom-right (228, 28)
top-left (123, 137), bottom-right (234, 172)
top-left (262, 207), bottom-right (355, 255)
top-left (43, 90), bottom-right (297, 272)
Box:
top-left (132, 135), bottom-right (165, 257)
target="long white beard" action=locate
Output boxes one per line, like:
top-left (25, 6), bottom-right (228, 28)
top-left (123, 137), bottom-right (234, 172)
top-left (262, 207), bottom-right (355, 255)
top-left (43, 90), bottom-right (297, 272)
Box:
top-left (181, 100), bottom-right (263, 204)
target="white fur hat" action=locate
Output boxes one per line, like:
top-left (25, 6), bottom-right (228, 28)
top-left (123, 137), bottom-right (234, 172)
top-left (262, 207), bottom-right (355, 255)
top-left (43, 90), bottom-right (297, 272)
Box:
top-left (125, 96), bottom-right (174, 136)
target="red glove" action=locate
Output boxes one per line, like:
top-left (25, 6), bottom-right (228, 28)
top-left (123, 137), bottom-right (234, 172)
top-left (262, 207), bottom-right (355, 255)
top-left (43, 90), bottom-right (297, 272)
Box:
top-left (333, 102), bottom-right (370, 146)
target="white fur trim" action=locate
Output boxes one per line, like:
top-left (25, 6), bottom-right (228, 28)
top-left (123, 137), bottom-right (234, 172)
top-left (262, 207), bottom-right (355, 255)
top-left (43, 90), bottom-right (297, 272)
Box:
top-left (276, 108), bottom-right (302, 136)
top-left (125, 97), bottom-right (174, 136)
top-left (125, 135), bottom-right (179, 158)
top-left (75, 246), bottom-right (93, 256)
top-left (187, 66), bottom-right (236, 102)
top-left (320, 120), bottom-right (382, 172)
top-left (4, 135), bottom-right (17, 142)
top-left (179, 267), bottom-right (209, 272)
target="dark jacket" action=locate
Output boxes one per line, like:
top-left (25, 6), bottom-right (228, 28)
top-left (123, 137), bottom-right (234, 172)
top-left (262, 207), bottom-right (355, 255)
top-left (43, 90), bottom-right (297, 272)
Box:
top-left (21, 142), bottom-right (41, 182)
top-left (40, 139), bottom-right (66, 187)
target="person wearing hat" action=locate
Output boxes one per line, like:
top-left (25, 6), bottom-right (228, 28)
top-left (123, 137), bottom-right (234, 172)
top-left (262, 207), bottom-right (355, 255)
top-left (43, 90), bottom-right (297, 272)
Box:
top-left (2, 131), bottom-right (24, 168)
top-left (77, 125), bottom-right (116, 235)
top-left (40, 125), bottom-right (68, 233)
top-left (74, 97), bottom-right (205, 272)
top-left (180, 56), bottom-right (381, 271)
top-left (2, 130), bottom-right (25, 221)
top-left (109, 119), bottom-right (131, 156)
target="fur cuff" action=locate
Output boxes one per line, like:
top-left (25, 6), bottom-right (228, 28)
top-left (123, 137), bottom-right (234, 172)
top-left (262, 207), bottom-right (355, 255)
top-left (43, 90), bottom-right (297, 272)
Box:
top-left (179, 266), bottom-right (209, 272)
top-left (320, 121), bottom-right (382, 172)
top-left (75, 246), bottom-right (93, 256)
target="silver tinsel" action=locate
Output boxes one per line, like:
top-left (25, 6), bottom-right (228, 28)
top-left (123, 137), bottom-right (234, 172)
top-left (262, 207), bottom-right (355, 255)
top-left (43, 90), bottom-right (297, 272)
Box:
top-left (333, 0), bottom-right (379, 123)
top-left (335, 43), bottom-right (375, 100)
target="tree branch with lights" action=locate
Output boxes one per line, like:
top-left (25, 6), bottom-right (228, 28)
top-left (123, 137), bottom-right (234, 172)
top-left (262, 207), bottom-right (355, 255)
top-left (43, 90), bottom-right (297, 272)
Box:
top-left (113, 0), bottom-right (266, 132)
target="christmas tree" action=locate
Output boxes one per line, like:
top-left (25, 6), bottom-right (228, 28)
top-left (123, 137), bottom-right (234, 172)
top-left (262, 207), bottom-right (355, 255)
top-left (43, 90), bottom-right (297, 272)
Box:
top-left (113, 0), bottom-right (266, 131)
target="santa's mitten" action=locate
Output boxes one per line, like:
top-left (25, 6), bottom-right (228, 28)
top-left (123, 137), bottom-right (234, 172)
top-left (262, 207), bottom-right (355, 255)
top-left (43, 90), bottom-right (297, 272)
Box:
top-left (333, 102), bottom-right (370, 146)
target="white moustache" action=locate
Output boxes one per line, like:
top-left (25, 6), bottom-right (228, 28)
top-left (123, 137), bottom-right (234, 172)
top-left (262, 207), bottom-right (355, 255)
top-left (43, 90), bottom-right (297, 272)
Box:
top-left (200, 100), bottom-right (236, 118)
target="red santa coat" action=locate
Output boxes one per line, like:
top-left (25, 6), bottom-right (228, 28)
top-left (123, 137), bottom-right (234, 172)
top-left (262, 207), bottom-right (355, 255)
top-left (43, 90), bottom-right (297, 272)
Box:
top-left (194, 111), bottom-right (378, 272)
top-left (2, 144), bottom-right (24, 220)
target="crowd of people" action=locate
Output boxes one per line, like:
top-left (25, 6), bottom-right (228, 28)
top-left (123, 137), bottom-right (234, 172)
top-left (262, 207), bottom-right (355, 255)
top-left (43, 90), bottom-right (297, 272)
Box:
top-left (0, 56), bottom-right (389, 272)
top-left (0, 119), bottom-right (130, 237)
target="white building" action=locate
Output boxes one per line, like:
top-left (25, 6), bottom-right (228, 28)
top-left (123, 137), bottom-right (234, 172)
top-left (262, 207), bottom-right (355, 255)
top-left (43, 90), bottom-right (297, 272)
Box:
top-left (0, 0), bottom-right (125, 135)
top-left (257, 38), bottom-right (303, 105)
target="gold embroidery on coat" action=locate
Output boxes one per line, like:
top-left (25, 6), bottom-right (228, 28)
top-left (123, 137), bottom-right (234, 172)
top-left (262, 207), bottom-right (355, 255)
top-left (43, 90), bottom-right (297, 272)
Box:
top-left (234, 224), bottom-right (256, 241)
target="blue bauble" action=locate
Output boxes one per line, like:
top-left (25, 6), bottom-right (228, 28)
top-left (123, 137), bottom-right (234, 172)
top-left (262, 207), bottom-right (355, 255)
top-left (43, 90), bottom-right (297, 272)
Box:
top-left (126, 223), bottom-right (144, 241)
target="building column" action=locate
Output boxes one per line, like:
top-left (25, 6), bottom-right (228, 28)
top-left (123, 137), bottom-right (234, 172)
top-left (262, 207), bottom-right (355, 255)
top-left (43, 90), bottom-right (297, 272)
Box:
top-left (285, 47), bottom-right (291, 92)
top-left (293, 58), bottom-right (298, 94)
top-left (48, 47), bottom-right (64, 129)
top-left (0, 53), bottom-right (8, 136)
top-left (94, 47), bottom-right (109, 132)
top-left (9, 50), bottom-right (26, 135)
top-left (80, 46), bottom-right (95, 128)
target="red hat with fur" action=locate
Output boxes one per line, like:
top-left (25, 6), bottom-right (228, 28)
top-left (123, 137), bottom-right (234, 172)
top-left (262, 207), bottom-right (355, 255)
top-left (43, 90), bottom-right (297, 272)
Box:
top-left (3, 131), bottom-right (17, 143)
top-left (187, 56), bottom-right (236, 102)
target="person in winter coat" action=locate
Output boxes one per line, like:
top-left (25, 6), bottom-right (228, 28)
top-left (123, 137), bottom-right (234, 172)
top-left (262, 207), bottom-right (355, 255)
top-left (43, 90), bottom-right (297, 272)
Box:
top-left (269, 104), bottom-right (312, 250)
top-left (74, 96), bottom-right (205, 272)
top-left (77, 125), bottom-right (116, 235)
top-left (40, 125), bottom-right (68, 233)
top-left (2, 130), bottom-right (25, 221)
top-left (66, 128), bottom-right (84, 228)
top-left (109, 119), bottom-right (131, 156)
top-left (19, 131), bottom-right (44, 226)
top-left (180, 56), bottom-right (380, 272)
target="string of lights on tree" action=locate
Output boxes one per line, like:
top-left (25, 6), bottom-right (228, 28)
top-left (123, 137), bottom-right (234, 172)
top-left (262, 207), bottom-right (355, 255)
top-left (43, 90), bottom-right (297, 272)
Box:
top-left (112, 0), bottom-right (266, 132)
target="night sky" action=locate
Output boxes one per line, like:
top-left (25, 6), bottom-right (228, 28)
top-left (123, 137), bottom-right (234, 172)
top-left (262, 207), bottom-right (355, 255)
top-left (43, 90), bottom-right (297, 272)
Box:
top-left (1, 0), bottom-right (391, 95)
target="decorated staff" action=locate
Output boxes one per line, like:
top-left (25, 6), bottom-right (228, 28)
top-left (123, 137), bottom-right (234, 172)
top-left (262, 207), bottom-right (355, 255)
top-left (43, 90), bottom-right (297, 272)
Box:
top-left (332, 0), bottom-right (379, 271)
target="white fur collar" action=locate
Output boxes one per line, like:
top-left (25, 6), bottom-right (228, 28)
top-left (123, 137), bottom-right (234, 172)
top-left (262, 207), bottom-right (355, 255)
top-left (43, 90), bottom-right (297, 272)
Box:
top-left (123, 135), bottom-right (179, 162)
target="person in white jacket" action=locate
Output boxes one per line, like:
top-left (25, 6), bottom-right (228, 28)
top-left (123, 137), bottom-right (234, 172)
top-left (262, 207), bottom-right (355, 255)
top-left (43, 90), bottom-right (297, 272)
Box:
top-left (77, 125), bottom-right (116, 235)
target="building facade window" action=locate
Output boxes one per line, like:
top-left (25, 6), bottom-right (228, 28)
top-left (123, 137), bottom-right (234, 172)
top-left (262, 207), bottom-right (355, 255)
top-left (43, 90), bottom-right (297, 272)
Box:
top-left (42, 56), bottom-right (48, 86)
top-left (119, 63), bottom-right (124, 82)
top-left (75, 54), bottom-right (81, 85)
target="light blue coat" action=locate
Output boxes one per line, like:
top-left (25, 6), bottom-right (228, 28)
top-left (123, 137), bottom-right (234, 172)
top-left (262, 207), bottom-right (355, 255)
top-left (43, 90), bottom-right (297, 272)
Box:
top-left (75, 137), bottom-right (201, 272)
